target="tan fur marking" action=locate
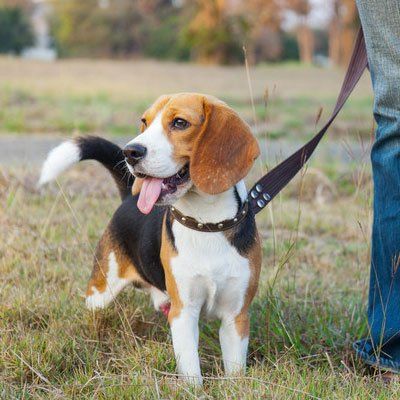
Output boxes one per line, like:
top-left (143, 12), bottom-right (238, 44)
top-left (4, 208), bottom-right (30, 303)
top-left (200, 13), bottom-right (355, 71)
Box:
top-left (86, 228), bottom-right (148, 296)
top-left (160, 216), bottom-right (183, 323)
top-left (140, 94), bottom-right (172, 131)
top-left (132, 177), bottom-right (144, 196)
top-left (234, 232), bottom-right (262, 339)
top-left (160, 94), bottom-right (206, 166)
top-left (234, 312), bottom-right (250, 339)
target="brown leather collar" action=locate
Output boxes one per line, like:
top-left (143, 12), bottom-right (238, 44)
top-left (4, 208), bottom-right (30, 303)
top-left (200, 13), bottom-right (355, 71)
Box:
top-left (170, 201), bottom-right (249, 232)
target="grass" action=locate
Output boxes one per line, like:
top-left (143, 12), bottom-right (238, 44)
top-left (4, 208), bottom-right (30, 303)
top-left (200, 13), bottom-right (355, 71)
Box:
top-left (1, 57), bottom-right (399, 398)
top-left (0, 57), bottom-right (373, 138)
top-left (2, 158), bottom-right (399, 398)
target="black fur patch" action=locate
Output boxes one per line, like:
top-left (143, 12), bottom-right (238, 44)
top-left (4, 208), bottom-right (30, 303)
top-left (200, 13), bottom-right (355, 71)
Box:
top-left (228, 209), bottom-right (257, 256)
top-left (77, 136), bottom-right (133, 199)
top-left (109, 196), bottom-right (167, 291)
top-left (165, 208), bottom-right (177, 252)
top-left (228, 188), bottom-right (257, 256)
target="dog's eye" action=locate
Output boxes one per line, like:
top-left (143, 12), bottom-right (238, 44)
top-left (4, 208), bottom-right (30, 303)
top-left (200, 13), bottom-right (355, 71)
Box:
top-left (171, 118), bottom-right (190, 130)
top-left (141, 118), bottom-right (147, 127)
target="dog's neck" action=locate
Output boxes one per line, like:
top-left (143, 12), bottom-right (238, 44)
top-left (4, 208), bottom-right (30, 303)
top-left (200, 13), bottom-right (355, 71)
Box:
top-left (173, 180), bottom-right (247, 224)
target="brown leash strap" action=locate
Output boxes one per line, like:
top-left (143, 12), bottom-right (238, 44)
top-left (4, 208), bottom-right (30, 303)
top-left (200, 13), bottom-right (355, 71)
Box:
top-left (248, 28), bottom-right (368, 214)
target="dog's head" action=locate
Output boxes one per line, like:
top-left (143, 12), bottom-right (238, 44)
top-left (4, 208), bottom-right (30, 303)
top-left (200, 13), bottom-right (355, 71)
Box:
top-left (124, 93), bottom-right (260, 214)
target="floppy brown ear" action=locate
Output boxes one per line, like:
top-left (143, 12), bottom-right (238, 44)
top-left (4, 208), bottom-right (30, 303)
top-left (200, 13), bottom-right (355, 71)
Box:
top-left (190, 100), bottom-right (260, 194)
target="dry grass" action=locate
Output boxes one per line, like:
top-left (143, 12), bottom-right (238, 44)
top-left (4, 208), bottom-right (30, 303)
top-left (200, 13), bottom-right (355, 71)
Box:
top-left (1, 58), bottom-right (399, 398)
top-left (1, 157), bottom-right (399, 398)
top-left (0, 57), bottom-right (372, 100)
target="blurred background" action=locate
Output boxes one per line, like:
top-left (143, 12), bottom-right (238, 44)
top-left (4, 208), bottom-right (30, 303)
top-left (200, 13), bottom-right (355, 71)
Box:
top-left (0, 0), bottom-right (372, 160)
top-left (1, 0), bottom-right (359, 65)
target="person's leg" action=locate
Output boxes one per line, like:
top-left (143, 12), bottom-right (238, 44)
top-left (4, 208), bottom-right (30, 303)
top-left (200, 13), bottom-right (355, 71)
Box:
top-left (355, 0), bottom-right (400, 372)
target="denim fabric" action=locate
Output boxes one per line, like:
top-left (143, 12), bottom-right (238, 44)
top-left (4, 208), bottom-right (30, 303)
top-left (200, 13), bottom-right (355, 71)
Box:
top-left (355, 0), bottom-right (400, 372)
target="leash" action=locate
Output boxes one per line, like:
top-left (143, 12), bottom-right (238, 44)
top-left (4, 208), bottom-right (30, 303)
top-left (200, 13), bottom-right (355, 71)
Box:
top-left (248, 28), bottom-right (368, 214)
top-left (171, 28), bottom-right (368, 231)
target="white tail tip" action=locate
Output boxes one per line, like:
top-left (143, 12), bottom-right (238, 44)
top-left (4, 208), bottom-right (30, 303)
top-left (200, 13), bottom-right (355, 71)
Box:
top-left (38, 141), bottom-right (81, 186)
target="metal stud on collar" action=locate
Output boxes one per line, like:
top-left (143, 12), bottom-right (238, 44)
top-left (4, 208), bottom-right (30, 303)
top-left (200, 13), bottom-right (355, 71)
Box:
top-left (169, 201), bottom-right (249, 232)
top-left (263, 193), bottom-right (271, 201)
top-left (257, 199), bottom-right (266, 208)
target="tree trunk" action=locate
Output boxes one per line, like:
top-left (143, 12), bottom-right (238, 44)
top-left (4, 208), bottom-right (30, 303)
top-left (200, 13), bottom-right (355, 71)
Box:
top-left (328, 1), bottom-right (341, 65)
top-left (297, 22), bottom-right (314, 63)
top-left (329, 0), bottom-right (358, 66)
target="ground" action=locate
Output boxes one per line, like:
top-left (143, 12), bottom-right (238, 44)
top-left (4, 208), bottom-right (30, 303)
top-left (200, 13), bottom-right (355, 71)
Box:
top-left (1, 57), bottom-right (399, 398)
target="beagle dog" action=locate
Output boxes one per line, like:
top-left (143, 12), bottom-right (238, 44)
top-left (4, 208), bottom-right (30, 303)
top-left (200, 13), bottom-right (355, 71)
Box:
top-left (39, 93), bottom-right (261, 385)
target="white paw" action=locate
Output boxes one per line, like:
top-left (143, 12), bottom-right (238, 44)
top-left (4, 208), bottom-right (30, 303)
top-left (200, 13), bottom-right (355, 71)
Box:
top-left (182, 374), bottom-right (203, 387)
top-left (149, 286), bottom-right (170, 311)
top-left (85, 287), bottom-right (114, 310)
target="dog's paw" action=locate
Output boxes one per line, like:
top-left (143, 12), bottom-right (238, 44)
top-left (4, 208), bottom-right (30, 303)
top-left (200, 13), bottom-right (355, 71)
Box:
top-left (149, 287), bottom-right (170, 314)
top-left (182, 374), bottom-right (203, 387)
top-left (159, 302), bottom-right (171, 317)
top-left (85, 287), bottom-right (113, 311)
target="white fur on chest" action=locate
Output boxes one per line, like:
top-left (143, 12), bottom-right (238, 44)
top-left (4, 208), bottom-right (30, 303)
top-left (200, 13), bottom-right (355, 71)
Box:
top-left (171, 222), bottom-right (250, 319)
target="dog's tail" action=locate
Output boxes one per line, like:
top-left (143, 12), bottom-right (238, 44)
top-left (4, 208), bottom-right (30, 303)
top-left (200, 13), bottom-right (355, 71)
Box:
top-left (39, 136), bottom-right (133, 199)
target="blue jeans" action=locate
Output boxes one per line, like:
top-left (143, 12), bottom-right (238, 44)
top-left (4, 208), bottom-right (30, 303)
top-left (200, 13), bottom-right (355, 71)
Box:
top-left (354, 0), bottom-right (400, 372)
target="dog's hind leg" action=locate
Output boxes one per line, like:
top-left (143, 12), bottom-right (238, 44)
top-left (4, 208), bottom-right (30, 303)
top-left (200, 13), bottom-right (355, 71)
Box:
top-left (85, 231), bottom-right (146, 310)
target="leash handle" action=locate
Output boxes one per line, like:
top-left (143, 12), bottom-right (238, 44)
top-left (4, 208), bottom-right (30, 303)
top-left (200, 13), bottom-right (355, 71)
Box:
top-left (249, 28), bottom-right (368, 214)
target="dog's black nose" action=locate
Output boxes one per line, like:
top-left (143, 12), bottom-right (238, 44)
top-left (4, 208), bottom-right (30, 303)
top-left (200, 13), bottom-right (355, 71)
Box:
top-left (123, 144), bottom-right (147, 163)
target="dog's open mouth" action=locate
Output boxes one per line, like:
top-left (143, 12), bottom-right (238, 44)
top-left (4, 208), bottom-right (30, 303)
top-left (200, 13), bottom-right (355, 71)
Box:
top-left (136, 164), bottom-right (190, 214)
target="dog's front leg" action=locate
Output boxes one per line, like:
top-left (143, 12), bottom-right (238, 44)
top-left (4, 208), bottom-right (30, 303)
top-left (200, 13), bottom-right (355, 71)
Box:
top-left (169, 305), bottom-right (202, 386)
top-left (219, 311), bottom-right (249, 375)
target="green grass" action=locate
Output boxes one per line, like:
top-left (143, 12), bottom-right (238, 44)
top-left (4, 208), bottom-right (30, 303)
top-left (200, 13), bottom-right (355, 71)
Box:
top-left (0, 87), bottom-right (373, 139)
top-left (1, 157), bottom-right (399, 398)
top-left (0, 57), bottom-right (373, 139)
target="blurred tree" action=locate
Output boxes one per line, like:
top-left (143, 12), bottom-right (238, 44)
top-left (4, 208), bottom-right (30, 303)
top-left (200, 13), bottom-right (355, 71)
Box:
top-left (137, 0), bottom-right (190, 60)
top-left (49, 0), bottom-right (348, 64)
top-left (281, 32), bottom-right (299, 60)
top-left (143, 14), bottom-right (191, 60)
top-left (285, 0), bottom-right (314, 63)
top-left (107, 0), bottom-right (180, 57)
top-left (50, 0), bottom-right (188, 59)
top-left (329, 0), bottom-right (340, 65)
top-left (0, 3), bottom-right (34, 54)
top-left (184, 0), bottom-right (247, 64)
top-left (50, 0), bottom-right (110, 57)
top-left (329, 0), bottom-right (358, 66)
top-left (241, 0), bottom-right (283, 63)
top-left (0, 0), bottom-right (32, 11)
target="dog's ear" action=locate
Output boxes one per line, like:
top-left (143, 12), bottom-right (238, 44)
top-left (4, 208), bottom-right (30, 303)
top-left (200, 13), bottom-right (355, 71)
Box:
top-left (190, 99), bottom-right (260, 194)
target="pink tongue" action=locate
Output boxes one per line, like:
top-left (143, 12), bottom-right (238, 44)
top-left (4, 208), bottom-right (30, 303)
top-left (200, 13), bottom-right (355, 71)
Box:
top-left (137, 177), bottom-right (163, 214)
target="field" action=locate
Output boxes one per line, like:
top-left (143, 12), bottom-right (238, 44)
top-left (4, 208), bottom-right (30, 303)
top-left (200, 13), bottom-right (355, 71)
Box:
top-left (1, 57), bottom-right (399, 398)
